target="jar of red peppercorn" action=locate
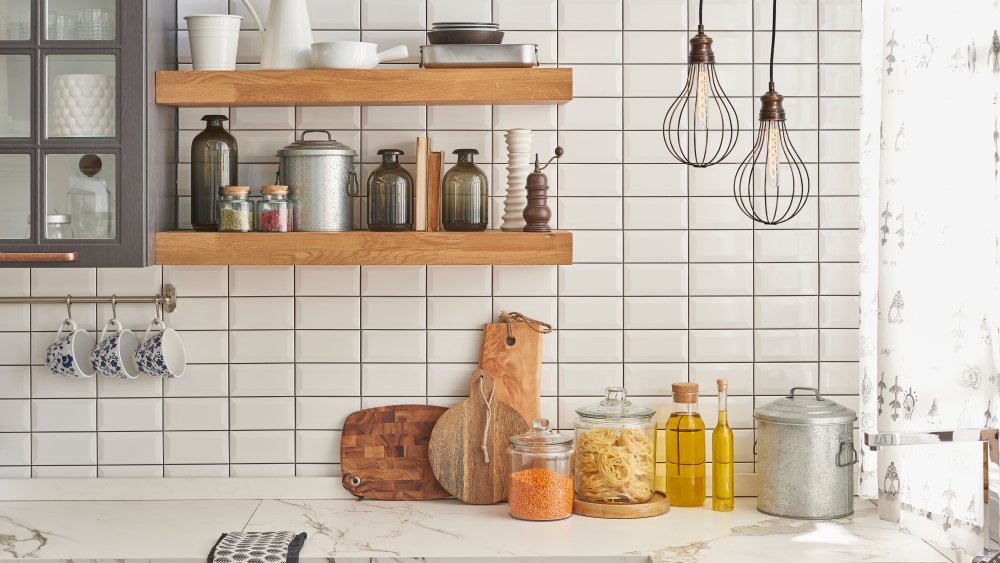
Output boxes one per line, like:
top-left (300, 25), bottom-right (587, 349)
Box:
top-left (256, 185), bottom-right (293, 232)
top-left (507, 418), bottom-right (574, 521)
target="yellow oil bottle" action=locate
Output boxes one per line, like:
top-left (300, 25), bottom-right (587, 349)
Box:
top-left (712, 378), bottom-right (734, 511)
top-left (666, 382), bottom-right (705, 506)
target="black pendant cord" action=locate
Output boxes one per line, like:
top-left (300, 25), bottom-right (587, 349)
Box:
top-left (769, 0), bottom-right (777, 84)
top-left (698, 0), bottom-right (704, 27)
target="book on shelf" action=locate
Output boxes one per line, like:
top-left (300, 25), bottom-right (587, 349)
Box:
top-left (426, 150), bottom-right (443, 232)
top-left (415, 137), bottom-right (428, 231)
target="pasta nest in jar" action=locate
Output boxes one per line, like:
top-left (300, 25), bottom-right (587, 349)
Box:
top-left (576, 427), bottom-right (654, 503)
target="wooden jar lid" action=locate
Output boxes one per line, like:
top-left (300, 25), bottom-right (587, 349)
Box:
top-left (572, 492), bottom-right (670, 519)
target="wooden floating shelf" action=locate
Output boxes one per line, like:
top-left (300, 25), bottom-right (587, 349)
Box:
top-left (155, 68), bottom-right (573, 107)
top-left (154, 231), bottom-right (573, 266)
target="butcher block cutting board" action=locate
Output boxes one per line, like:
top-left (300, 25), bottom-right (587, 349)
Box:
top-left (340, 405), bottom-right (449, 500)
top-left (428, 369), bottom-right (529, 504)
top-left (479, 321), bottom-right (543, 422)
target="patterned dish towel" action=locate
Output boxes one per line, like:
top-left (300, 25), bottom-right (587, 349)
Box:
top-left (208, 531), bottom-right (307, 563)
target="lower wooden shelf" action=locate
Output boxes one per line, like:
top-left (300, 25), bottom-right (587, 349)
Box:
top-left (154, 230), bottom-right (573, 266)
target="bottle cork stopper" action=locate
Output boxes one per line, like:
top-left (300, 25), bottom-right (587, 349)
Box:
top-left (222, 185), bottom-right (251, 196)
top-left (672, 382), bottom-right (698, 404)
top-left (717, 378), bottom-right (728, 392)
top-left (261, 185), bottom-right (288, 196)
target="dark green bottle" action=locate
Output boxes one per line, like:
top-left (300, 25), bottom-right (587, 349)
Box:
top-left (191, 115), bottom-right (238, 231)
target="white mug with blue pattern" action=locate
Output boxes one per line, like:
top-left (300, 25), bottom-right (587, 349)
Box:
top-left (45, 319), bottom-right (96, 378)
top-left (135, 318), bottom-right (186, 378)
top-left (90, 318), bottom-right (141, 379)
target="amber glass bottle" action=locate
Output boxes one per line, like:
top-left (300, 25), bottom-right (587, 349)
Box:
top-left (666, 382), bottom-right (705, 506)
top-left (712, 379), bottom-right (734, 511)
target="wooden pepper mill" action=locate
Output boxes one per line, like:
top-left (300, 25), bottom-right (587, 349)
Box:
top-left (522, 147), bottom-right (562, 233)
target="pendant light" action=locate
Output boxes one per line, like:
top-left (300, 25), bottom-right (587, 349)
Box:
top-left (733, 0), bottom-right (810, 225)
top-left (662, 0), bottom-right (739, 168)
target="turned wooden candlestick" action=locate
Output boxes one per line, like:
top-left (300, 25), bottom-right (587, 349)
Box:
top-left (522, 147), bottom-right (562, 233)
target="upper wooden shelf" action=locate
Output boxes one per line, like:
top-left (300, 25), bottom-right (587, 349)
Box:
top-left (154, 231), bottom-right (573, 266)
top-left (155, 68), bottom-right (573, 107)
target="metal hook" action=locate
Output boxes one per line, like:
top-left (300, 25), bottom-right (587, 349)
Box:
top-left (154, 296), bottom-right (162, 324)
top-left (110, 294), bottom-right (118, 320)
top-left (65, 295), bottom-right (72, 321)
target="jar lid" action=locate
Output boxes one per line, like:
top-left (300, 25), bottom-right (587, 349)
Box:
top-left (201, 114), bottom-right (228, 122)
top-left (509, 418), bottom-right (573, 448)
top-left (222, 185), bottom-right (251, 196)
top-left (261, 185), bottom-right (288, 196)
top-left (452, 148), bottom-right (479, 155)
top-left (277, 130), bottom-right (356, 157)
top-left (46, 213), bottom-right (71, 224)
top-left (575, 386), bottom-right (655, 421)
top-left (754, 386), bottom-right (857, 425)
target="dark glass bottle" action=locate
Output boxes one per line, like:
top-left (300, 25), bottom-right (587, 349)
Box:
top-left (442, 149), bottom-right (488, 232)
top-left (367, 149), bottom-right (413, 231)
top-left (191, 115), bottom-right (238, 231)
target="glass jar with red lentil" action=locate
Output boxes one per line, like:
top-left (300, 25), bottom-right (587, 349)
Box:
top-left (507, 418), bottom-right (574, 521)
top-left (256, 184), bottom-right (293, 232)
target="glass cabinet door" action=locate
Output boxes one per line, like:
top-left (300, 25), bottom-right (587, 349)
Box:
top-left (46, 0), bottom-right (115, 41)
top-left (0, 0), bottom-right (31, 41)
top-left (0, 153), bottom-right (31, 239)
top-left (45, 152), bottom-right (116, 239)
top-left (0, 54), bottom-right (30, 137)
top-left (46, 54), bottom-right (115, 138)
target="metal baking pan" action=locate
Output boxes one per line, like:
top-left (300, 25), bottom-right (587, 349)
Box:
top-left (420, 44), bottom-right (539, 68)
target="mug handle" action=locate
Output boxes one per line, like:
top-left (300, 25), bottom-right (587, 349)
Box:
top-left (143, 318), bottom-right (167, 341)
top-left (56, 318), bottom-right (77, 338)
top-left (99, 317), bottom-right (122, 341)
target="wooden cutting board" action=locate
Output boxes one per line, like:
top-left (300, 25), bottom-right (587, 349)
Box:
top-left (479, 322), bottom-right (543, 422)
top-left (428, 369), bottom-right (529, 504)
top-left (340, 405), bottom-right (449, 500)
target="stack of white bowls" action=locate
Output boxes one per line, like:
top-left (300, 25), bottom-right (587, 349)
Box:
top-left (51, 74), bottom-right (115, 137)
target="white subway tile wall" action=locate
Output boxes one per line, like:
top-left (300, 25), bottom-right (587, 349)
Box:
top-left (1, 0), bottom-right (860, 478)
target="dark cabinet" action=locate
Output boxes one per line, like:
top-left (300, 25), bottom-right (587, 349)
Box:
top-left (0, 0), bottom-right (176, 267)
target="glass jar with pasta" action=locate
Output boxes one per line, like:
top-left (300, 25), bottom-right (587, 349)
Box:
top-left (574, 386), bottom-right (656, 504)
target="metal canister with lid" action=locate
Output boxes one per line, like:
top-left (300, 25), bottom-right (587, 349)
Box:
top-left (277, 130), bottom-right (358, 231)
top-left (754, 386), bottom-right (858, 519)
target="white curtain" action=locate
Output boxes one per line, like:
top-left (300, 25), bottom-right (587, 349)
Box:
top-left (858, 0), bottom-right (1000, 557)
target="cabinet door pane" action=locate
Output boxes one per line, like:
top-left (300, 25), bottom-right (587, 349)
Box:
top-left (0, 154), bottom-right (30, 239)
top-left (0, 0), bottom-right (31, 40)
top-left (47, 54), bottom-right (115, 139)
top-left (0, 55), bottom-right (30, 137)
top-left (45, 152), bottom-right (116, 239)
top-left (47, 0), bottom-right (115, 41)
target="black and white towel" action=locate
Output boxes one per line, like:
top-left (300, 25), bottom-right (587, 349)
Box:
top-left (208, 531), bottom-right (307, 563)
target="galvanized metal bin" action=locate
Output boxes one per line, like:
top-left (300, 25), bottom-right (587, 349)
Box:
top-left (277, 130), bottom-right (358, 231)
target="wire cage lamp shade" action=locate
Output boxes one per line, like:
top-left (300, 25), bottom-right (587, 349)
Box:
top-left (732, 0), bottom-right (810, 225)
top-left (662, 2), bottom-right (739, 168)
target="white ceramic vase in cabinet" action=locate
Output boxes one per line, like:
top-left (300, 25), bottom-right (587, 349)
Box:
top-left (51, 74), bottom-right (115, 137)
top-left (501, 128), bottom-right (532, 232)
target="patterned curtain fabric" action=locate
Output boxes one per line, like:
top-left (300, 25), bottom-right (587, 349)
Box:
top-left (858, 0), bottom-right (1000, 556)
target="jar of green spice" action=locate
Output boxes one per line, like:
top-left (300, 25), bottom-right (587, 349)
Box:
top-left (217, 185), bottom-right (253, 232)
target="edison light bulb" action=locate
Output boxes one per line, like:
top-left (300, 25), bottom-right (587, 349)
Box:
top-left (764, 122), bottom-right (781, 192)
top-left (695, 64), bottom-right (709, 130)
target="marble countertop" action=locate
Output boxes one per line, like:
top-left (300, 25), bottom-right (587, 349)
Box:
top-left (0, 498), bottom-right (949, 563)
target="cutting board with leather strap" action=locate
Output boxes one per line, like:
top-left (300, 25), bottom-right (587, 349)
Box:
top-left (428, 369), bottom-right (529, 504)
top-left (478, 313), bottom-right (549, 423)
top-left (340, 405), bottom-right (449, 500)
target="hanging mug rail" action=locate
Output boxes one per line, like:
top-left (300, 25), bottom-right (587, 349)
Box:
top-left (0, 284), bottom-right (177, 313)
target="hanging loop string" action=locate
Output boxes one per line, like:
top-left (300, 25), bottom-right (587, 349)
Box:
top-left (475, 369), bottom-right (495, 464)
top-left (498, 311), bottom-right (553, 335)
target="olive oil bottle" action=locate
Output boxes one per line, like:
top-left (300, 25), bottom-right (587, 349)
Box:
top-left (666, 382), bottom-right (705, 506)
top-left (712, 379), bottom-right (735, 511)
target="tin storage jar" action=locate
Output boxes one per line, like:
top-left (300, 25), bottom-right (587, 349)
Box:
top-left (277, 130), bottom-right (358, 232)
top-left (754, 387), bottom-right (858, 519)
top-left (574, 387), bottom-right (656, 504)
top-left (508, 418), bottom-right (574, 521)
top-left (217, 185), bottom-right (253, 232)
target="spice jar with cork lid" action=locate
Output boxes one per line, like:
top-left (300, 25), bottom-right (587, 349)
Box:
top-left (217, 185), bottom-right (253, 232)
top-left (508, 418), bottom-right (574, 521)
top-left (256, 185), bottom-right (293, 232)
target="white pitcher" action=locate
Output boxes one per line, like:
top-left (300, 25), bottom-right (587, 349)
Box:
top-left (237, 0), bottom-right (314, 69)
